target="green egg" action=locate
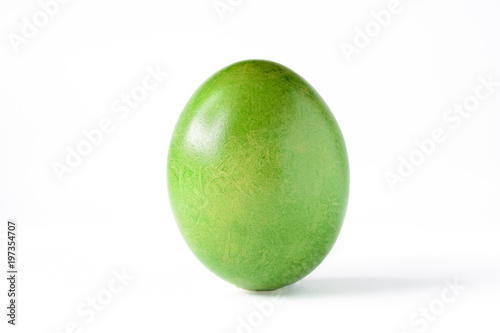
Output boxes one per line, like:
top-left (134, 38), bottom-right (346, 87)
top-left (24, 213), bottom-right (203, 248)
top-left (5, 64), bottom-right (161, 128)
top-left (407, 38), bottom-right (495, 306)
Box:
top-left (167, 60), bottom-right (349, 291)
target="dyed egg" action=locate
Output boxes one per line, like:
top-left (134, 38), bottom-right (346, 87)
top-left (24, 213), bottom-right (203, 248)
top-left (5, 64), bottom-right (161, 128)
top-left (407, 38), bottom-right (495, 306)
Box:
top-left (167, 60), bottom-right (349, 291)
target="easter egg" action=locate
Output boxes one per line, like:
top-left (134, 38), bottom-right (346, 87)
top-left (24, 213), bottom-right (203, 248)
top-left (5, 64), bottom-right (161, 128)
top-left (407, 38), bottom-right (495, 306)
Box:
top-left (167, 60), bottom-right (349, 291)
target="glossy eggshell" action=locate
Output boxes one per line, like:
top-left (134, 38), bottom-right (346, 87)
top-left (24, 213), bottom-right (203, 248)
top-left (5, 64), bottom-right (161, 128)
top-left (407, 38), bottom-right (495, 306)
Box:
top-left (167, 60), bottom-right (349, 291)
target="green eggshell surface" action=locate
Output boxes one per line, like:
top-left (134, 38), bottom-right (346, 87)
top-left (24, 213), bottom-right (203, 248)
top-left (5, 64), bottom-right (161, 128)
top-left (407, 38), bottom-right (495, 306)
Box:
top-left (167, 60), bottom-right (349, 291)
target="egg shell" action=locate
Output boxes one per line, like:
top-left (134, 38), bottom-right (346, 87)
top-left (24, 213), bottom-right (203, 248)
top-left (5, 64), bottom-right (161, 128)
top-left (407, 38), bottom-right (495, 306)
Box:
top-left (168, 59), bottom-right (349, 291)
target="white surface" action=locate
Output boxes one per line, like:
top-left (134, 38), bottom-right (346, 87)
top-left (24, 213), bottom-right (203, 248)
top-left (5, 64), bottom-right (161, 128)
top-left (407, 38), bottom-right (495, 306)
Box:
top-left (1, 0), bottom-right (499, 332)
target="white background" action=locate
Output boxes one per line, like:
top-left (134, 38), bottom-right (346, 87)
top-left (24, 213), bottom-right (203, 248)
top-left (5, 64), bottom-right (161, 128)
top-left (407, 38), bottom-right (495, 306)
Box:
top-left (1, 0), bottom-right (499, 332)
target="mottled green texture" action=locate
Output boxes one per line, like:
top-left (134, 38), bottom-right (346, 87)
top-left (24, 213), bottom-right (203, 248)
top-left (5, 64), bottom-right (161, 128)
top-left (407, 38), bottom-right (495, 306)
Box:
top-left (167, 60), bottom-right (349, 291)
